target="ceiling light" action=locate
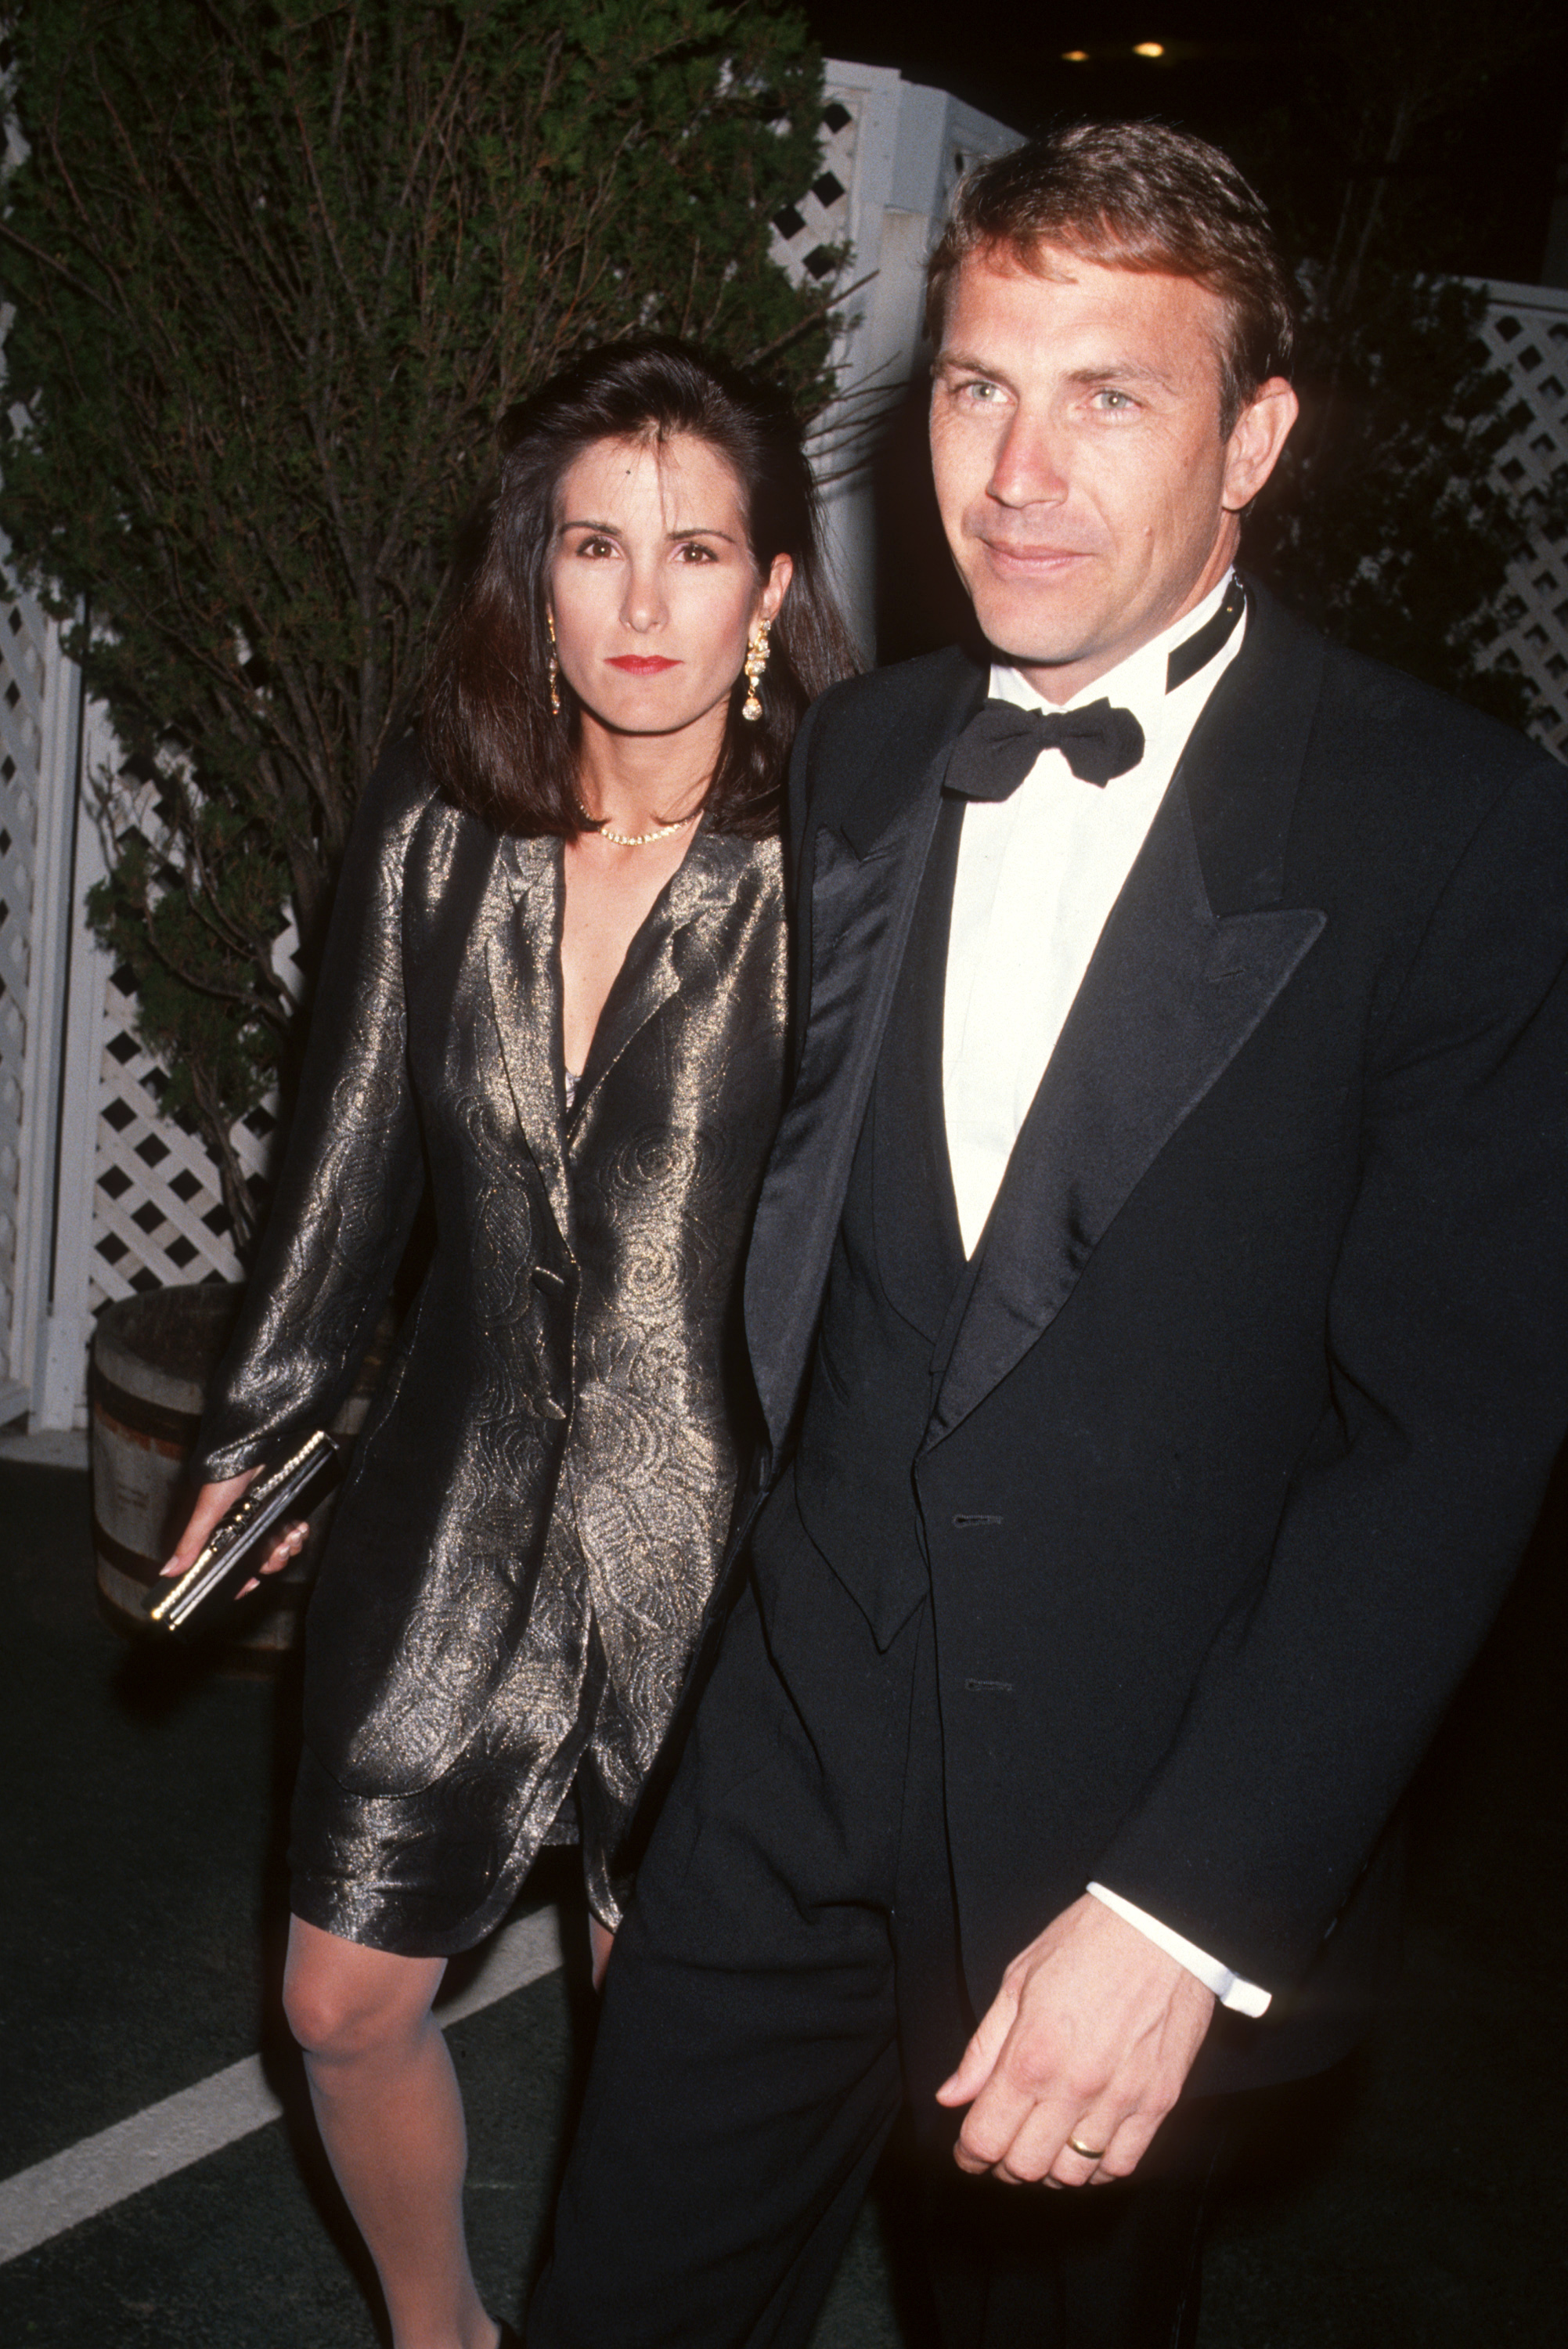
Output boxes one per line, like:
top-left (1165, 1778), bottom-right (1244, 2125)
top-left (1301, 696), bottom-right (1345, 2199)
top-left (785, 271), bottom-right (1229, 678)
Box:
top-left (1062, 49), bottom-right (1090, 62)
top-left (1134, 41), bottom-right (1165, 58)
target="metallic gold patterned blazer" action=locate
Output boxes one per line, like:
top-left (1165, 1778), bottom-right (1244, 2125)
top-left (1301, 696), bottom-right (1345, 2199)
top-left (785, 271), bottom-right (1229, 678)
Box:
top-left (192, 738), bottom-right (787, 1952)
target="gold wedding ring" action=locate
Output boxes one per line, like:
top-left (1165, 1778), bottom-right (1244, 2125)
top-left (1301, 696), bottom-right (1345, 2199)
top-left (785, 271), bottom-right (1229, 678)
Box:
top-left (1066, 2135), bottom-right (1106, 2161)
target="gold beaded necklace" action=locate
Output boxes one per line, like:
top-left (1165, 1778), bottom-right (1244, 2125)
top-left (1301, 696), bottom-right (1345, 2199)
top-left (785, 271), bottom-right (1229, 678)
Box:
top-left (575, 799), bottom-right (701, 848)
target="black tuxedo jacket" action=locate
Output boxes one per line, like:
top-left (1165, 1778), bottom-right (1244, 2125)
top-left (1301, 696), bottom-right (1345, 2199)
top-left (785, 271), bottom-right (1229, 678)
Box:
top-left (741, 581), bottom-right (1568, 2080)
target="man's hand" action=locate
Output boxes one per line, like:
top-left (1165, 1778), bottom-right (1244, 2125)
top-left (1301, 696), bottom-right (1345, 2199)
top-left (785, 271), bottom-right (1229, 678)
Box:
top-left (935, 1893), bottom-right (1215, 2188)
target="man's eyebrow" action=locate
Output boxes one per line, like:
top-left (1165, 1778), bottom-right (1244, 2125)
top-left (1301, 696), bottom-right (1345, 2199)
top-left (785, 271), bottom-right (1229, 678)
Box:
top-left (1066, 362), bottom-right (1177, 391)
top-left (933, 349), bottom-right (1012, 381)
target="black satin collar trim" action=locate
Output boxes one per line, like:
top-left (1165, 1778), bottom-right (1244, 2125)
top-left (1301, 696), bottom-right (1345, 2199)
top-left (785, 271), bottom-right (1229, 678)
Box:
top-left (1166, 574), bottom-right (1246, 695)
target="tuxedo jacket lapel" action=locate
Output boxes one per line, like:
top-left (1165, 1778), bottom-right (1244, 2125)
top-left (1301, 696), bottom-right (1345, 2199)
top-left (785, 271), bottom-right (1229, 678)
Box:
top-left (929, 590), bottom-right (1328, 1445)
top-left (747, 659), bottom-right (986, 1451)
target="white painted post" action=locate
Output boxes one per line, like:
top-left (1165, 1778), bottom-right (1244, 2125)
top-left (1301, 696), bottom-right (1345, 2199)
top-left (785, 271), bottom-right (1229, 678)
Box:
top-left (32, 691), bottom-right (112, 1427)
top-left (6, 615), bottom-right (84, 1425)
top-left (809, 66), bottom-right (1019, 656)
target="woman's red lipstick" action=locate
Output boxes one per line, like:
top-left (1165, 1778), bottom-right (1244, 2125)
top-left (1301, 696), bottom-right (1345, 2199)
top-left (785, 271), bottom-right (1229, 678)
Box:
top-left (607, 655), bottom-right (679, 673)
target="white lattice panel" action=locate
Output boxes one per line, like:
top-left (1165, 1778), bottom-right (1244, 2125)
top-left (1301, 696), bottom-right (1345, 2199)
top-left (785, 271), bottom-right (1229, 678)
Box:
top-left (87, 772), bottom-right (300, 1310)
top-left (769, 93), bottom-right (857, 291)
top-left (91, 975), bottom-right (271, 1306)
top-left (1475, 280), bottom-right (1568, 759)
top-left (0, 544), bottom-right (47, 1392)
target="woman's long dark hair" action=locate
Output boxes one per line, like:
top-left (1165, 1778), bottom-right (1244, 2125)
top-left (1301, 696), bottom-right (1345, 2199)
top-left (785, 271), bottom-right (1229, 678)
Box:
top-left (420, 340), bottom-right (859, 836)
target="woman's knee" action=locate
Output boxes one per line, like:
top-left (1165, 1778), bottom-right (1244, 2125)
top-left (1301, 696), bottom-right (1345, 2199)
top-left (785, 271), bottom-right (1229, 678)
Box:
top-left (283, 1917), bottom-right (442, 2062)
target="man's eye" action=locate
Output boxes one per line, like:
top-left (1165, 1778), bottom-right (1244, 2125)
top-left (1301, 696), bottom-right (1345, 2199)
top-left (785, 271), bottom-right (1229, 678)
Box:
top-left (1092, 390), bottom-right (1136, 412)
top-left (959, 380), bottom-right (1004, 404)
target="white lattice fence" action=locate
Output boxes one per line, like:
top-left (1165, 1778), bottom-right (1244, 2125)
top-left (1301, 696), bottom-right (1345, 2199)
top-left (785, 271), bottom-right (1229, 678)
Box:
top-left (87, 767), bottom-right (301, 1314)
top-left (90, 969), bottom-right (279, 1307)
top-left (770, 91), bottom-right (857, 292)
top-left (1475, 279), bottom-right (1568, 759)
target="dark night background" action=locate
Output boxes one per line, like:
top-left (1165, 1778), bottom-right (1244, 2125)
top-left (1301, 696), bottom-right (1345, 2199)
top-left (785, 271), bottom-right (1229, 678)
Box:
top-left (801, 1), bottom-right (1568, 288)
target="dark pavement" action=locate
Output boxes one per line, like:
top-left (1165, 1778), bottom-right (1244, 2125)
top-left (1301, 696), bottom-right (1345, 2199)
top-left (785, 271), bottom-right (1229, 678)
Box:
top-left (1, 1451), bottom-right (1563, 2345)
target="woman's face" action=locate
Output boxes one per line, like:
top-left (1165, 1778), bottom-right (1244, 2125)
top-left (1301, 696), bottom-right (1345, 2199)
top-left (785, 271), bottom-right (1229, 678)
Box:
top-left (547, 432), bottom-right (792, 742)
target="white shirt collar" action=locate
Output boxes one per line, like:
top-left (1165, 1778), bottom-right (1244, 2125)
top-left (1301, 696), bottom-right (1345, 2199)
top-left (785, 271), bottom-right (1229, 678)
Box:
top-left (986, 572), bottom-right (1243, 778)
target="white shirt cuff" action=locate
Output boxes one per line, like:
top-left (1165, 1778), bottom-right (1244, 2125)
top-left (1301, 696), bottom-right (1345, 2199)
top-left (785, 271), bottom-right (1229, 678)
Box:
top-left (1087, 1882), bottom-right (1272, 2017)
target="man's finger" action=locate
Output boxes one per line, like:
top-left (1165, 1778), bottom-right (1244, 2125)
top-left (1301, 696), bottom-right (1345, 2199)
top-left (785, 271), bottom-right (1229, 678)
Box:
top-left (935, 1979), bottom-right (1018, 2109)
top-left (975, 2093), bottom-right (1083, 2185)
top-left (1041, 2102), bottom-right (1126, 2188)
top-left (952, 2027), bottom-right (1076, 2174)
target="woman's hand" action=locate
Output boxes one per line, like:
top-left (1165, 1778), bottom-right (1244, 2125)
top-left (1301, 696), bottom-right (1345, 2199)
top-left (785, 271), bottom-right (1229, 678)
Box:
top-left (160, 1470), bottom-right (312, 1600)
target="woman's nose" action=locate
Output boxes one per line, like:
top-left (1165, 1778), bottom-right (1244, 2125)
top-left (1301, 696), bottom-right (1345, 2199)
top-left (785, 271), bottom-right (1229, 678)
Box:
top-left (622, 561), bottom-right (668, 633)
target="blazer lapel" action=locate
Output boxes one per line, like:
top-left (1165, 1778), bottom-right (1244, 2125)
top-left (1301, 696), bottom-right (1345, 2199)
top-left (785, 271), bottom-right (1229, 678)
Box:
top-left (484, 833), bottom-right (575, 1250)
top-left (928, 592), bottom-right (1328, 1445)
top-left (746, 662), bottom-right (986, 1451)
top-left (569, 833), bottom-right (749, 1120)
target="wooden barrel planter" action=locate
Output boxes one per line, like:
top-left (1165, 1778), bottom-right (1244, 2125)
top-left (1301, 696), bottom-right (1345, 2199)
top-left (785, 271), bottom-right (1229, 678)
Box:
top-left (91, 1282), bottom-right (391, 1664)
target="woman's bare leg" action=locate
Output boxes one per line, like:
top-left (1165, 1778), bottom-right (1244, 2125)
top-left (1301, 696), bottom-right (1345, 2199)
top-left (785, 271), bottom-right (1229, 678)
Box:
top-left (283, 1914), bottom-right (500, 2349)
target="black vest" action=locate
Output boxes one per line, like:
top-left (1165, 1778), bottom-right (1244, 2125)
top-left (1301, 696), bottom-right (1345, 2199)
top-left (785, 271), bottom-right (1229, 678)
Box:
top-left (793, 797), bottom-right (976, 1647)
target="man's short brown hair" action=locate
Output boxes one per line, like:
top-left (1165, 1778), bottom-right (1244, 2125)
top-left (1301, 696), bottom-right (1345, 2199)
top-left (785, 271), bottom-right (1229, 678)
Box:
top-left (926, 121), bottom-right (1296, 436)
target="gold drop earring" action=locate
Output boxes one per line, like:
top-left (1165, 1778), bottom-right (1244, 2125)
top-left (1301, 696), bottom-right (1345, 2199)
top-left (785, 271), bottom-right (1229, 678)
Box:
top-left (741, 619), bottom-right (770, 723)
top-left (546, 610), bottom-right (561, 717)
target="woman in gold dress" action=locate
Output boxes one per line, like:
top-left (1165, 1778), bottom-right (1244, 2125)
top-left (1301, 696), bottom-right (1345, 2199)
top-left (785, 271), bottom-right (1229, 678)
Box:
top-left (164, 341), bottom-right (856, 2349)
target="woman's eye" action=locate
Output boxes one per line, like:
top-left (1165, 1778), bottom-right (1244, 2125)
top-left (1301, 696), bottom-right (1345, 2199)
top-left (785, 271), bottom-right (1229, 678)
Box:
top-left (675, 539), bottom-right (719, 561)
top-left (573, 535), bottom-right (617, 557)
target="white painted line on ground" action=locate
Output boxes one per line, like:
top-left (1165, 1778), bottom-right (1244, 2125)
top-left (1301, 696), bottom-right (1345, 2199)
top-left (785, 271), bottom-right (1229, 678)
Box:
top-left (0, 1903), bottom-right (564, 2266)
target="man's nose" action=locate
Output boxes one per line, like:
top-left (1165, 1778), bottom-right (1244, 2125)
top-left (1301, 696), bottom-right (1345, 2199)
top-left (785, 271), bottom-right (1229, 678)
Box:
top-left (987, 410), bottom-right (1069, 509)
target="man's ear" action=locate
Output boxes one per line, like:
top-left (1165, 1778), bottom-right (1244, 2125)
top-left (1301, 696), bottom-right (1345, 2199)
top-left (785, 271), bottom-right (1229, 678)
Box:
top-left (1221, 378), bottom-right (1298, 512)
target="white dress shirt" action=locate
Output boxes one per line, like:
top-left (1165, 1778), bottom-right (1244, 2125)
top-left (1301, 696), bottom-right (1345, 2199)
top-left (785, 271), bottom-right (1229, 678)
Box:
top-left (939, 573), bottom-right (1271, 2019)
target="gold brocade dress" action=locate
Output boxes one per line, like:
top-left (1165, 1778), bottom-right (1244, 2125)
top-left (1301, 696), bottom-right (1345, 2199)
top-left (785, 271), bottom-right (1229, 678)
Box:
top-left (192, 741), bottom-right (787, 1952)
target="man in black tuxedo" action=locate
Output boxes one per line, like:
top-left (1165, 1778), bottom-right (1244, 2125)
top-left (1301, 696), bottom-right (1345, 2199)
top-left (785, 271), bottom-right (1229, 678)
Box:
top-left (529, 123), bottom-right (1568, 2348)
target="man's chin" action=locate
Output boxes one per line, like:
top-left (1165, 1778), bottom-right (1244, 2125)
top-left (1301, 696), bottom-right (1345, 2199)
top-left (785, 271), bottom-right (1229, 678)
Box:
top-left (965, 591), bottom-right (1102, 679)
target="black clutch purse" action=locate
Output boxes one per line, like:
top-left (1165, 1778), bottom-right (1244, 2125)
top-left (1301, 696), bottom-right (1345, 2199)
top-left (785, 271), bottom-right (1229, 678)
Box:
top-left (146, 1429), bottom-right (344, 1637)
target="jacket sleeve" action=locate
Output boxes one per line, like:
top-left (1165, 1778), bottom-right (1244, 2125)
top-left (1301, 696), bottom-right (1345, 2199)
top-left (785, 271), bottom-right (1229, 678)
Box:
top-left (189, 740), bottom-right (433, 1481)
top-left (1094, 749), bottom-right (1568, 1991)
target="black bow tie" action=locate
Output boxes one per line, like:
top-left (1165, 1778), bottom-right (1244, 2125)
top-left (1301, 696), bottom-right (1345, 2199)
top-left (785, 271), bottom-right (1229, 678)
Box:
top-left (945, 697), bottom-right (1147, 799)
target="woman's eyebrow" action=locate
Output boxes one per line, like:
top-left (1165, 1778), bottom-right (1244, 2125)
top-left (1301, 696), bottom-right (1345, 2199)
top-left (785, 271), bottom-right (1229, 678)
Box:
top-left (557, 517), bottom-right (740, 542)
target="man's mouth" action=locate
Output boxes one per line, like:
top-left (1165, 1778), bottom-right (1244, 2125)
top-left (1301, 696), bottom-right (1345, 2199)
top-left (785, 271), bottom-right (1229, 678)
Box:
top-left (978, 540), bottom-right (1096, 573)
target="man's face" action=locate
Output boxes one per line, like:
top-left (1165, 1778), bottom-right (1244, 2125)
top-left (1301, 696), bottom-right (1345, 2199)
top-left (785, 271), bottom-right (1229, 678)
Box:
top-left (929, 247), bottom-right (1296, 702)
